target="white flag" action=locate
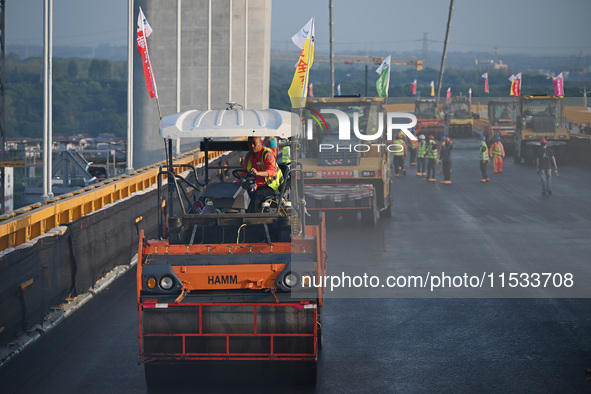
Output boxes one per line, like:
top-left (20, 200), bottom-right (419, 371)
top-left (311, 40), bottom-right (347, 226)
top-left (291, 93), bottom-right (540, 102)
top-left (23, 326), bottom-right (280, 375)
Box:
top-left (137, 7), bottom-right (153, 38)
top-left (291, 17), bottom-right (315, 50)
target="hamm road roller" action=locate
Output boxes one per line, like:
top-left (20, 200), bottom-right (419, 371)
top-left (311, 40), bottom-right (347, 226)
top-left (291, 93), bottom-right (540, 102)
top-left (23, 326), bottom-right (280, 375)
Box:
top-left (137, 104), bottom-right (326, 387)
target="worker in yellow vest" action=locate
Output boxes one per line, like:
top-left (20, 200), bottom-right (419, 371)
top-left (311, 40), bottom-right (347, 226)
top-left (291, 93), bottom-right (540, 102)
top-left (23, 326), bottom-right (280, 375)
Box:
top-left (392, 134), bottom-right (407, 176)
top-left (424, 135), bottom-right (438, 182)
top-left (479, 136), bottom-right (490, 182)
top-left (416, 134), bottom-right (427, 176)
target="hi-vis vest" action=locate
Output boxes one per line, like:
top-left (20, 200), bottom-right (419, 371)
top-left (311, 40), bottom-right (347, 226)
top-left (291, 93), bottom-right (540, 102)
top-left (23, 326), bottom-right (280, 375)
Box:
top-left (246, 147), bottom-right (283, 191)
top-left (427, 143), bottom-right (438, 159)
top-left (409, 140), bottom-right (419, 150)
top-left (392, 140), bottom-right (406, 156)
top-left (417, 141), bottom-right (427, 158)
top-left (479, 143), bottom-right (489, 161)
top-left (278, 145), bottom-right (291, 163)
top-left (490, 142), bottom-right (505, 157)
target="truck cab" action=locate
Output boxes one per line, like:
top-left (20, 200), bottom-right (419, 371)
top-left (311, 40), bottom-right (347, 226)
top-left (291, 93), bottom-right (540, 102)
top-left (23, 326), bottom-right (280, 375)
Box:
top-left (414, 99), bottom-right (445, 138)
top-left (445, 96), bottom-right (474, 137)
top-left (300, 97), bottom-right (393, 226)
top-left (483, 98), bottom-right (518, 154)
top-left (514, 96), bottom-right (569, 164)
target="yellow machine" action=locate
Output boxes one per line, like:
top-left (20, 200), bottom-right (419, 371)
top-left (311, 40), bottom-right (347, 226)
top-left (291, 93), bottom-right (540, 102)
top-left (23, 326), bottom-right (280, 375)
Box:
top-left (514, 95), bottom-right (569, 164)
top-left (300, 97), bottom-right (393, 226)
top-left (482, 98), bottom-right (518, 155)
top-left (445, 96), bottom-right (474, 137)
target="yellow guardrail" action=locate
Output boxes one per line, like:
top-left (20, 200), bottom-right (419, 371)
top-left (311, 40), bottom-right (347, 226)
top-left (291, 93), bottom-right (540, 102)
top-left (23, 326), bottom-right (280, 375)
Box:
top-left (565, 106), bottom-right (591, 125)
top-left (473, 118), bottom-right (489, 133)
top-left (0, 147), bottom-right (224, 251)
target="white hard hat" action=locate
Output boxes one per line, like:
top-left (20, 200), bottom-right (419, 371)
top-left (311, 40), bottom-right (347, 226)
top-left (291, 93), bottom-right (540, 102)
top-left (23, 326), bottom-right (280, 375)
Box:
top-left (419, 134), bottom-right (425, 140)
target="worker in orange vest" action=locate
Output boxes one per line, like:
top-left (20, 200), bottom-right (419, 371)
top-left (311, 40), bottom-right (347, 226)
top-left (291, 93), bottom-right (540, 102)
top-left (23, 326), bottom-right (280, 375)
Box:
top-left (489, 136), bottom-right (505, 173)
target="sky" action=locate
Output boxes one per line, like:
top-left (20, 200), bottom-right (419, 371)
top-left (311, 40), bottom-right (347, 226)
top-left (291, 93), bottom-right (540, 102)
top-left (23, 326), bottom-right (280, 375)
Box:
top-left (5, 0), bottom-right (591, 57)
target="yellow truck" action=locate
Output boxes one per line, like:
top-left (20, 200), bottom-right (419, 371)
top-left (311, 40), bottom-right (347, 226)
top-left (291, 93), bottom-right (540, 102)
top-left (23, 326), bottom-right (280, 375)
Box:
top-left (300, 97), bottom-right (393, 226)
top-left (481, 98), bottom-right (518, 155)
top-left (514, 95), bottom-right (569, 164)
top-left (445, 96), bottom-right (474, 137)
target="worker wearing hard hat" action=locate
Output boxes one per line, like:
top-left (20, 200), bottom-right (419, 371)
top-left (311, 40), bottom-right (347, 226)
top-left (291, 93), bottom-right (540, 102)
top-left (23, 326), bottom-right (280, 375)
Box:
top-left (536, 139), bottom-right (558, 196)
top-left (423, 135), bottom-right (438, 182)
top-left (439, 136), bottom-right (453, 184)
top-left (392, 134), bottom-right (407, 176)
top-left (479, 136), bottom-right (490, 183)
top-left (489, 136), bottom-right (505, 173)
top-left (416, 134), bottom-right (427, 177)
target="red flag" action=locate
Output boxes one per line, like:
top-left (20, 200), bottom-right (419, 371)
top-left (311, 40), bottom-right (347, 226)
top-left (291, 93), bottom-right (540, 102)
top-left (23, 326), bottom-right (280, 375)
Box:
top-left (512, 73), bottom-right (522, 97)
top-left (309, 83), bottom-right (314, 97)
top-left (137, 7), bottom-right (158, 99)
top-left (446, 87), bottom-right (451, 103)
top-left (553, 72), bottom-right (564, 96)
top-left (481, 73), bottom-right (489, 94)
top-left (468, 88), bottom-right (472, 103)
top-left (411, 79), bottom-right (417, 95)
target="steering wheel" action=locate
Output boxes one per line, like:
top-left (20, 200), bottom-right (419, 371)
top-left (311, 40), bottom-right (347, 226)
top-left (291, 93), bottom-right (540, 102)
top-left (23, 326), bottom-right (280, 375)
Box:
top-left (232, 169), bottom-right (257, 182)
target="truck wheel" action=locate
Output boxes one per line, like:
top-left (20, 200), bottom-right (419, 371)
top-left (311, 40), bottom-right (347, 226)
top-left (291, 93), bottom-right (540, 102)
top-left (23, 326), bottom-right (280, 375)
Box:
top-left (383, 184), bottom-right (393, 218)
top-left (362, 195), bottom-right (378, 226)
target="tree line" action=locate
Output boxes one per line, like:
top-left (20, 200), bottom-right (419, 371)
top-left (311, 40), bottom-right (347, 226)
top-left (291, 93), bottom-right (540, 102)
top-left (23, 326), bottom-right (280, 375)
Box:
top-left (270, 62), bottom-right (588, 111)
top-left (4, 55), bottom-right (127, 139)
top-left (4, 54), bottom-right (587, 141)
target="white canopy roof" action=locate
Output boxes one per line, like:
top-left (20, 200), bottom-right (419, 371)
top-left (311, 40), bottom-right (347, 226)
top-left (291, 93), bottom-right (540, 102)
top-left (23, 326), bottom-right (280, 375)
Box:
top-left (159, 108), bottom-right (296, 139)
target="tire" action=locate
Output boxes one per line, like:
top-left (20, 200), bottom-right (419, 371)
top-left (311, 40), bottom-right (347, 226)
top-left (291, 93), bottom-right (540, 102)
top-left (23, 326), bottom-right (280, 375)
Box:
top-left (361, 195), bottom-right (378, 226)
top-left (383, 182), bottom-right (393, 218)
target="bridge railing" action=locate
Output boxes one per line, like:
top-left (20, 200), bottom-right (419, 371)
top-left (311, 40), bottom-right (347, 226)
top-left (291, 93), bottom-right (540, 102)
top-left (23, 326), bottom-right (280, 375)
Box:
top-left (0, 147), bottom-right (224, 252)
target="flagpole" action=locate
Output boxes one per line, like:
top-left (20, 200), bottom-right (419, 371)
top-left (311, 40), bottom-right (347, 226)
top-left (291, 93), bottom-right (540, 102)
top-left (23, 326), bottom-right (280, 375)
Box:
top-left (126, 0), bottom-right (134, 173)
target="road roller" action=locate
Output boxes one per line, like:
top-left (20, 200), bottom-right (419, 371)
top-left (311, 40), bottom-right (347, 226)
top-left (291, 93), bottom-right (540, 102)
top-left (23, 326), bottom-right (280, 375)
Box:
top-left (137, 103), bottom-right (326, 387)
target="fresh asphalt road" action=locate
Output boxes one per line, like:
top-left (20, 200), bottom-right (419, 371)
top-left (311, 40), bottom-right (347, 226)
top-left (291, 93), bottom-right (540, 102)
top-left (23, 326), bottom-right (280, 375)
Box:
top-left (1, 138), bottom-right (591, 393)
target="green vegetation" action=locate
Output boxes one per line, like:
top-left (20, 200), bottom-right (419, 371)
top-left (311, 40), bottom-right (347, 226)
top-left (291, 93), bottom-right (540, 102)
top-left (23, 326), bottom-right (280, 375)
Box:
top-left (5, 55), bottom-right (127, 139)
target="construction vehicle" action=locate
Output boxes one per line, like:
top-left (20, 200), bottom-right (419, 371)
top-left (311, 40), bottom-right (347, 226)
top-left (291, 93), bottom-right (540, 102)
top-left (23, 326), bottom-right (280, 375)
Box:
top-left (481, 98), bottom-right (518, 155)
top-left (445, 96), bottom-right (474, 137)
top-left (514, 95), bottom-right (569, 164)
top-left (413, 98), bottom-right (445, 138)
top-left (138, 104), bottom-right (326, 387)
top-left (301, 96), bottom-right (393, 226)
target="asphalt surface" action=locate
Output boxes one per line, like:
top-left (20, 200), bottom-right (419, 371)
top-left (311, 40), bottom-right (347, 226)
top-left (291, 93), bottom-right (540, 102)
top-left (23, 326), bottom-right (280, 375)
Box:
top-left (1, 138), bottom-right (591, 393)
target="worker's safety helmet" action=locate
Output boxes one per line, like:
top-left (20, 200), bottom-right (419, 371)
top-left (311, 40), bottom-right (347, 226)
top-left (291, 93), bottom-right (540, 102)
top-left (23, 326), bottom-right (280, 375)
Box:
top-left (479, 135), bottom-right (486, 140)
top-left (495, 136), bottom-right (501, 141)
top-left (429, 135), bottom-right (434, 139)
top-left (396, 134), bottom-right (402, 139)
top-left (419, 134), bottom-right (426, 140)
top-left (441, 136), bottom-right (446, 141)
top-left (445, 137), bottom-right (451, 142)
top-left (540, 138), bottom-right (547, 144)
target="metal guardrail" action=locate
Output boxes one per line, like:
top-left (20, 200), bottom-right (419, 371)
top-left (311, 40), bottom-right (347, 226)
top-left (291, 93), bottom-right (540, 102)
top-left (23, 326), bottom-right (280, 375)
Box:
top-left (0, 147), bottom-right (224, 251)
